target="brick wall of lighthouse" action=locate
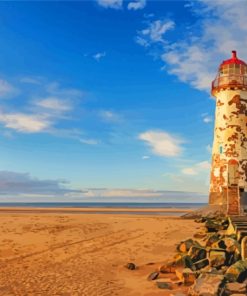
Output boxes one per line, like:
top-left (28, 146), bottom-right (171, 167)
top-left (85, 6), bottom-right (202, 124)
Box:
top-left (209, 89), bottom-right (247, 205)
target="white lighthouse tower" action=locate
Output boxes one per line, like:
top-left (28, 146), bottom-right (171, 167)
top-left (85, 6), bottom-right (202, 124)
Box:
top-left (209, 51), bottom-right (247, 215)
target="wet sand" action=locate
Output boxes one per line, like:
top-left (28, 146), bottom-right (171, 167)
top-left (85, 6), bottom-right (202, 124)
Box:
top-left (0, 208), bottom-right (197, 295)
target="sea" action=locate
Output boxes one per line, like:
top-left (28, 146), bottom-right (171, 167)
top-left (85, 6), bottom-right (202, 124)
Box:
top-left (0, 202), bottom-right (206, 216)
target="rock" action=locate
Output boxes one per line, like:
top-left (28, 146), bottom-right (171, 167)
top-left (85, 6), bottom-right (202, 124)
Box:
top-left (160, 255), bottom-right (194, 273)
top-left (225, 260), bottom-right (247, 282)
top-left (193, 258), bottom-right (209, 270)
top-left (147, 271), bottom-right (159, 281)
top-left (194, 217), bottom-right (207, 223)
top-left (188, 245), bottom-right (207, 263)
top-left (225, 250), bottom-right (241, 266)
top-left (224, 237), bottom-right (240, 253)
top-left (209, 249), bottom-right (226, 268)
top-left (160, 261), bottom-right (176, 273)
top-left (177, 239), bottom-right (194, 253)
top-left (206, 234), bottom-right (221, 247)
top-left (189, 273), bottom-right (225, 296)
top-left (126, 262), bottom-right (136, 270)
top-left (205, 219), bottom-right (223, 232)
top-left (193, 232), bottom-right (207, 239)
top-left (175, 268), bottom-right (197, 286)
top-left (156, 281), bottom-right (172, 289)
top-left (224, 282), bottom-right (247, 295)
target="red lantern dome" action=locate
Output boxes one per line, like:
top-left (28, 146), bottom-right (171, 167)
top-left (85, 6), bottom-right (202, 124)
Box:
top-left (212, 51), bottom-right (247, 96)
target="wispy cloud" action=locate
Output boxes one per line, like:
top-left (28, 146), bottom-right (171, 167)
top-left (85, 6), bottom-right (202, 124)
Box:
top-left (137, 0), bottom-right (247, 91)
top-left (0, 80), bottom-right (82, 134)
top-left (0, 79), bottom-right (17, 98)
top-left (206, 144), bottom-right (212, 153)
top-left (97, 0), bottom-right (123, 9)
top-left (79, 138), bottom-right (99, 145)
top-left (34, 97), bottom-right (73, 112)
top-left (20, 76), bottom-right (42, 85)
top-left (136, 19), bottom-right (175, 47)
top-left (139, 130), bottom-right (184, 157)
top-left (202, 113), bottom-right (213, 123)
top-left (181, 160), bottom-right (210, 176)
top-left (45, 82), bottom-right (83, 99)
top-left (142, 155), bottom-right (150, 160)
top-left (93, 52), bottom-right (106, 61)
top-left (99, 110), bottom-right (121, 123)
top-left (0, 113), bottom-right (51, 133)
top-left (128, 0), bottom-right (146, 10)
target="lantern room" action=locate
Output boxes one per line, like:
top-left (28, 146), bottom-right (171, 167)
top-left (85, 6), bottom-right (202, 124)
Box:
top-left (212, 51), bottom-right (247, 96)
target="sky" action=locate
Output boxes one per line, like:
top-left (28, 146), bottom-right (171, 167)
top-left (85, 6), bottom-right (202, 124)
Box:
top-left (0, 0), bottom-right (246, 203)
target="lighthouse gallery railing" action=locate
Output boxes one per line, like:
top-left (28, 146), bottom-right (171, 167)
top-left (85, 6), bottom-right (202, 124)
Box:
top-left (212, 74), bottom-right (247, 90)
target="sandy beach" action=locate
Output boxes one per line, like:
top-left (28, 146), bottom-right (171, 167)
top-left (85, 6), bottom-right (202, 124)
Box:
top-left (0, 208), bottom-right (197, 295)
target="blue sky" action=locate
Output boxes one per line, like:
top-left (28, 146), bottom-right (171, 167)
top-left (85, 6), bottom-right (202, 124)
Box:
top-left (0, 0), bottom-right (246, 202)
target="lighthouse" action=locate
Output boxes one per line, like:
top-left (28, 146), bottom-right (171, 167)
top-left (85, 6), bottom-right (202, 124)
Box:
top-left (209, 51), bottom-right (247, 215)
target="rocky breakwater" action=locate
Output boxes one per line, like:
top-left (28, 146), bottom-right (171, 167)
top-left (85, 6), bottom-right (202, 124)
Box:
top-left (143, 216), bottom-right (247, 295)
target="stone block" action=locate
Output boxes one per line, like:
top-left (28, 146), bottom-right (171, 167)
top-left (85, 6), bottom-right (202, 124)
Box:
top-left (225, 260), bottom-right (247, 282)
top-left (209, 249), bottom-right (226, 268)
top-left (189, 273), bottom-right (225, 296)
top-left (175, 268), bottom-right (197, 286)
top-left (224, 282), bottom-right (247, 295)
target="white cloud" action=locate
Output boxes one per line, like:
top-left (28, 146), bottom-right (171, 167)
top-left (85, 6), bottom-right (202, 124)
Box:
top-left (93, 52), bottom-right (106, 61)
top-left (181, 167), bottom-right (197, 175)
top-left (100, 110), bottom-right (121, 122)
top-left (137, 0), bottom-right (247, 91)
top-left (139, 130), bottom-right (183, 157)
top-left (35, 97), bottom-right (73, 112)
top-left (206, 144), bottom-right (212, 153)
top-left (79, 138), bottom-right (99, 145)
top-left (142, 155), bottom-right (150, 160)
top-left (128, 0), bottom-right (146, 10)
top-left (202, 114), bottom-right (213, 123)
top-left (0, 113), bottom-right (51, 133)
top-left (0, 80), bottom-right (83, 135)
top-left (182, 160), bottom-right (211, 176)
top-left (97, 0), bottom-right (123, 9)
top-left (137, 19), bottom-right (175, 46)
top-left (0, 79), bottom-right (16, 98)
top-left (46, 82), bottom-right (83, 99)
top-left (20, 76), bottom-right (42, 85)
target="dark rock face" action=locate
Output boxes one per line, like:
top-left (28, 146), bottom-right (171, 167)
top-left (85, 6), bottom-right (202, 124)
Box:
top-left (126, 262), bottom-right (136, 270)
top-left (225, 260), bottom-right (247, 282)
top-left (147, 271), bottom-right (159, 281)
top-left (156, 281), bottom-right (172, 289)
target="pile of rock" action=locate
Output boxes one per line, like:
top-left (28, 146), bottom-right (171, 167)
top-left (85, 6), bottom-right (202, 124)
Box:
top-left (146, 216), bottom-right (247, 295)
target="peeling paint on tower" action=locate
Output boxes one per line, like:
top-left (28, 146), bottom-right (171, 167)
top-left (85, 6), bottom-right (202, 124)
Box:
top-left (209, 51), bottom-right (247, 215)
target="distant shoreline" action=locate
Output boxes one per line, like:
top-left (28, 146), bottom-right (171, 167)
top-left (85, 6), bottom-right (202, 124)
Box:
top-left (0, 206), bottom-right (195, 216)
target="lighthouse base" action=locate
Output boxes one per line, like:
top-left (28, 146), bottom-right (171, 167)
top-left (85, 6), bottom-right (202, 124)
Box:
top-left (209, 186), bottom-right (243, 216)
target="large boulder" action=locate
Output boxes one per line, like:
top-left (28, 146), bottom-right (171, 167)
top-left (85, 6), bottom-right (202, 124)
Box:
top-left (175, 268), bottom-right (197, 286)
top-left (225, 260), bottom-right (247, 282)
top-left (160, 255), bottom-right (194, 273)
top-left (205, 234), bottom-right (221, 247)
top-left (209, 249), bottom-right (226, 268)
top-left (193, 258), bottom-right (209, 271)
top-left (188, 245), bottom-right (207, 263)
top-left (188, 273), bottom-right (225, 296)
top-left (177, 239), bottom-right (194, 253)
top-left (224, 282), bottom-right (247, 295)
